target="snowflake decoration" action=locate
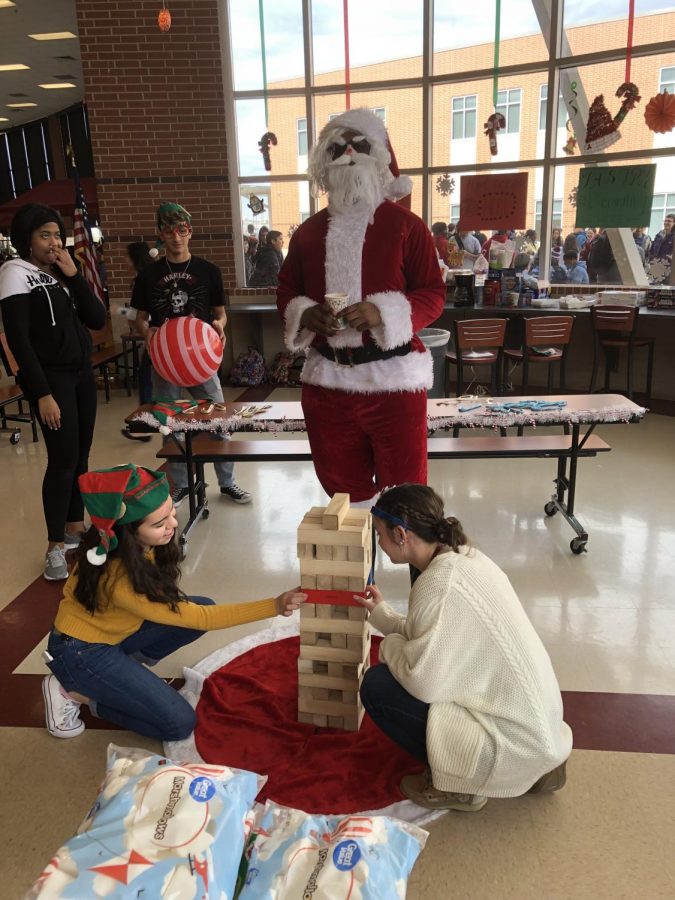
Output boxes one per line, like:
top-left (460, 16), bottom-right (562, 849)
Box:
top-left (435, 174), bottom-right (455, 197)
top-left (568, 185), bottom-right (578, 208)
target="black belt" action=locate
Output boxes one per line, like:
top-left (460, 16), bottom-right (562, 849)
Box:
top-left (315, 341), bottom-right (412, 367)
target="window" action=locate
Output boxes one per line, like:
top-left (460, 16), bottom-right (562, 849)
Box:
top-left (535, 200), bottom-right (562, 233)
top-left (297, 118), bottom-right (308, 157)
top-left (538, 85), bottom-right (567, 131)
top-left (496, 88), bottom-right (521, 134)
top-left (451, 95), bottom-right (476, 140)
top-left (659, 66), bottom-right (675, 94)
top-left (450, 204), bottom-right (460, 224)
top-left (650, 193), bottom-right (675, 239)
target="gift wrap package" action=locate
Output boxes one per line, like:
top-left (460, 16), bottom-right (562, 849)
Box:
top-left (25, 745), bottom-right (263, 900)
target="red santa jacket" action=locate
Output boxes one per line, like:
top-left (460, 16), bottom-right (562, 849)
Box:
top-left (276, 200), bottom-right (445, 395)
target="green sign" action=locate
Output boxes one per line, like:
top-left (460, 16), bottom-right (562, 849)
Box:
top-left (574, 164), bottom-right (656, 228)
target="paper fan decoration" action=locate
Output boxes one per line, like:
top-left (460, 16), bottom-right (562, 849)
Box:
top-left (585, 95), bottom-right (621, 153)
top-left (644, 92), bottom-right (675, 134)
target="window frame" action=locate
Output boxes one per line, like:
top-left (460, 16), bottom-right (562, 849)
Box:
top-left (451, 94), bottom-right (477, 141)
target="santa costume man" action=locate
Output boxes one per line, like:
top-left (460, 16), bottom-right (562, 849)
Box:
top-left (276, 108), bottom-right (445, 502)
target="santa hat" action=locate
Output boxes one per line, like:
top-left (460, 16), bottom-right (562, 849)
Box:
top-left (320, 108), bottom-right (413, 202)
top-left (79, 464), bottom-right (170, 566)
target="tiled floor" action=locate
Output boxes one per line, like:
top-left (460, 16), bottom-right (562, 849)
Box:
top-left (2, 386), bottom-right (674, 898)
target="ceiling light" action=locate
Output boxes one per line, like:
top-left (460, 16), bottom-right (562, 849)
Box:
top-left (29, 32), bottom-right (77, 41)
top-left (7, 102), bottom-right (37, 108)
top-left (0, 118), bottom-right (9, 123)
top-left (0, 64), bottom-right (29, 72)
top-left (0, 1), bottom-right (17, 8)
top-left (39, 83), bottom-right (76, 89)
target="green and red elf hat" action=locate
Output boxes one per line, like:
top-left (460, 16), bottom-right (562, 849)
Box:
top-left (79, 464), bottom-right (170, 566)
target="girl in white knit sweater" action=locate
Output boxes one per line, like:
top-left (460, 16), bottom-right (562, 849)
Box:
top-left (357, 484), bottom-right (572, 812)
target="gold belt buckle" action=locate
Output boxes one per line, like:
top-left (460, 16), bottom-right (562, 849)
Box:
top-left (332, 346), bottom-right (354, 367)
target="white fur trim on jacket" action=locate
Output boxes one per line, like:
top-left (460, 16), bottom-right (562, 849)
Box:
top-left (302, 346), bottom-right (432, 395)
top-left (367, 291), bottom-right (414, 350)
top-left (282, 295), bottom-right (318, 352)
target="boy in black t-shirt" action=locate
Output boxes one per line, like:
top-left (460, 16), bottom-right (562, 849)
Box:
top-left (131, 202), bottom-right (251, 506)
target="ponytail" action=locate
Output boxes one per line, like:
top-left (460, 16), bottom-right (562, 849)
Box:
top-left (376, 484), bottom-right (470, 553)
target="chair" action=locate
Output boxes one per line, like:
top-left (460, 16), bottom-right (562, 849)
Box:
top-left (589, 305), bottom-right (655, 404)
top-left (444, 318), bottom-right (507, 397)
top-left (89, 318), bottom-right (131, 402)
top-left (0, 333), bottom-right (39, 444)
top-left (503, 315), bottom-right (574, 393)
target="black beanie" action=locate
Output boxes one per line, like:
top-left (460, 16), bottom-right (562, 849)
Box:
top-left (10, 203), bottom-right (67, 261)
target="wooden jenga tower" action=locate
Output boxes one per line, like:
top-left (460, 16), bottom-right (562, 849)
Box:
top-left (297, 494), bottom-right (372, 731)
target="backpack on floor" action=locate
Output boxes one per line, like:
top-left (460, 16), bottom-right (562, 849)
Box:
top-left (267, 350), bottom-right (306, 385)
top-left (229, 346), bottom-right (266, 386)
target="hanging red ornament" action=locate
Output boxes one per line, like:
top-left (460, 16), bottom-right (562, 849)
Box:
top-left (644, 92), bottom-right (675, 134)
top-left (258, 132), bottom-right (278, 172)
top-left (484, 112), bottom-right (506, 157)
top-left (613, 82), bottom-right (641, 125)
top-left (585, 95), bottom-right (621, 153)
top-left (158, 6), bottom-right (171, 32)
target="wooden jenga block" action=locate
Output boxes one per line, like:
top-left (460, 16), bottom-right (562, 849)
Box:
top-left (312, 687), bottom-right (330, 700)
top-left (301, 631), bottom-right (317, 646)
top-left (298, 686), bottom-right (314, 700)
top-left (298, 712), bottom-right (314, 725)
top-left (300, 643), bottom-right (365, 664)
top-left (316, 634), bottom-right (331, 647)
top-left (347, 546), bottom-right (365, 562)
top-left (349, 576), bottom-right (366, 591)
top-left (316, 544), bottom-right (333, 560)
top-left (298, 696), bottom-right (363, 719)
top-left (333, 545), bottom-right (348, 561)
top-left (328, 716), bottom-right (344, 728)
top-left (299, 558), bottom-right (369, 578)
top-left (300, 604), bottom-right (316, 619)
top-left (342, 705), bottom-right (366, 732)
top-left (329, 689), bottom-right (343, 701)
top-left (297, 543), bottom-right (315, 558)
top-left (330, 632), bottom-right (347, 649)
top-left (313, 714), bottom-right (328, 727)
top-left (316, 574), bottom-right (333, 590)
top-left (301, 574), bottom-right (317, 589)
top-left (312, 661), bottom-right (328, 674)
top-left (300, 617), bottom-right (368, 637)
top-left (332, 575), bottom-right (349, 590)
top-left (347, 635), bottom-right (364, 652)
top-left (298, 672), bottom-right (359, 692)
top-left (323, 493), bottom-right (350, 530)
top-left (342, 691), bottom-right (357, 703)
top-left (297, 658), bottom-right (314, 674)
top-left (348, 606), bottom-right (368, 621)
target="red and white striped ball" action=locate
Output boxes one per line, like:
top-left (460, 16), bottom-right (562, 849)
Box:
top-left (149, 316), bottom-right (223, 387)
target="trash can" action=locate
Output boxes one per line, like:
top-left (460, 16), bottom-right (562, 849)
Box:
top-left (419, 327), bottom-right (451, 398)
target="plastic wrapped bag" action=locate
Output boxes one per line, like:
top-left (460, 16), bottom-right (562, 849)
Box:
top-left (26, 744), bottom-right (264, 900)
top-left (236, 801), bottom-right (428, 899)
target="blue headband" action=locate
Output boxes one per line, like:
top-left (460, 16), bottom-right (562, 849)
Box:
top-left (371, 506), bottom-right (409, 530)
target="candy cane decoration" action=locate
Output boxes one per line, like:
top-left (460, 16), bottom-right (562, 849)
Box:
top-left (258, 131), bottom-right (278, 171)
top-left (484, 112), bottom-right (506, 156)
top-left (613, 82), bottom-right (641, 125)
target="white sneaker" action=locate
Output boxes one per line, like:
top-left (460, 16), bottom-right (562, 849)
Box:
top-left (44, 547), bottom-right (68, 581)
top-left (42, 674), bottom-right (85, 739)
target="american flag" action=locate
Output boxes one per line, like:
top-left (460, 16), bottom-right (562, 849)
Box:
top-left (73, 170), bottom-right (105, 305)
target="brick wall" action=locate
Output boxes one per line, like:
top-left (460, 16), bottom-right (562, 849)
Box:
top-left (75, 0), bottom-right (238, 316)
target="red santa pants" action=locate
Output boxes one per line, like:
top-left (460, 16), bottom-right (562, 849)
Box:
top-left (301, 383), bottom-right (428, 501)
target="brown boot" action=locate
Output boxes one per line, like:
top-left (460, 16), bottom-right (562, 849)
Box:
top-left (401, 768), bottom-right (487, 812)
top-left (527, 760), bottom-right (567, 795)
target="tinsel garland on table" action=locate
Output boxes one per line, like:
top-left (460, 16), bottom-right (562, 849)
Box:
top-left (130, 404), bottom-right (645, 435)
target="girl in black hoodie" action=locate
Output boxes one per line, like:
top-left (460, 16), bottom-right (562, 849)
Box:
top-left (0, 203), bottom-right (107, 581)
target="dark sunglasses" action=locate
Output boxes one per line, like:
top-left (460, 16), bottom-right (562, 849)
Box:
top-left (327, 137), bottom-right (371, 160)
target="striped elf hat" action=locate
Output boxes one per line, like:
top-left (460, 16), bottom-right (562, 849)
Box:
top-left (79, 464), bottom-right (170, 565)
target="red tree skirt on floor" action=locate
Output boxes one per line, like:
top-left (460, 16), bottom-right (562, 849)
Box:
top-left (194, 636), bottom-right (424, 814)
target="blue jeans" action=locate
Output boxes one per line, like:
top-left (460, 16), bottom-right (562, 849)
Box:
top-left (150, 368), bottom-right (235, 491)
top-left (46, 596), bottom-right (215, 741)
top-left (360, 664), bottom-right (429, 764)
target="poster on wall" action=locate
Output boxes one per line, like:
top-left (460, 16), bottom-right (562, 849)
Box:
top-left (574, 164), bottom-right (656, 228)
top-left (458, 173), bottom-right (528, 231)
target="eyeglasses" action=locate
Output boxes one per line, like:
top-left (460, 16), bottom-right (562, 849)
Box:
top-left (327, 136), bottom-right (371, 161)
top-left (160, 224), bottom-right (191, 238)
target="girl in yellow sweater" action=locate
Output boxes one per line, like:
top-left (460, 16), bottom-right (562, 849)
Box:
top-left (43, 463), bottom-right (305, 742)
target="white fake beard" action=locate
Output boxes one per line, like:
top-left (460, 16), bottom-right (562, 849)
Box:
top-left (326, 157), bottom-right (385, 217)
